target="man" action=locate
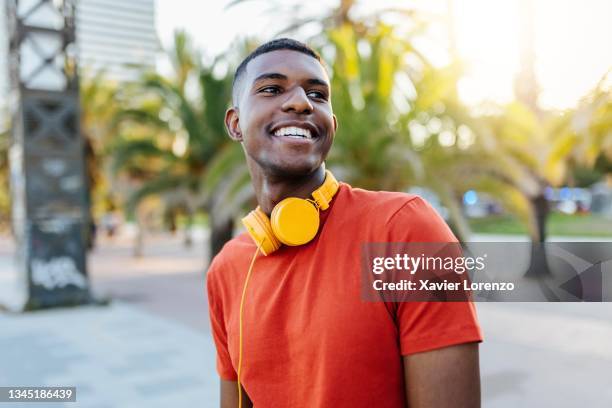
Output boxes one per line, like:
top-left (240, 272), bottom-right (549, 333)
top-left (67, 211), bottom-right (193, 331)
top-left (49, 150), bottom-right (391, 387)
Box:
top-left (207, 38), bottom-right (483, 407)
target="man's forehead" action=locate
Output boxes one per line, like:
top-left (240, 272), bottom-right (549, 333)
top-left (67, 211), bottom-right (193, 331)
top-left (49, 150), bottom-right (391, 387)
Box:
top-left (245, 50), bottom-right (329, 84)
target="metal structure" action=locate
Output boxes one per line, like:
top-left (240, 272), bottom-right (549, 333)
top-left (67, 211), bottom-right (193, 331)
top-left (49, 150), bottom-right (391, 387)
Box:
top-left (4, 0), bottom-right (91, 310)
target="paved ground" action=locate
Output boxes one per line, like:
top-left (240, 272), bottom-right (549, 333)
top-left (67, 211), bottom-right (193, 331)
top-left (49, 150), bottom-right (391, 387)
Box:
top-left (87, 231), bottom-right (211, 333)
top-left (0, 231), bottom-right (611, 407)
top-left (478, 302), bottom-right (612, 407)
top-left (0, 303), bottom-right (219, 408)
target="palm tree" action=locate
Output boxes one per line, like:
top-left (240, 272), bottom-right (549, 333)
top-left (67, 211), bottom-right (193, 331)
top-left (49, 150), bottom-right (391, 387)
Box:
top-left (326, 22), bottom-right (420, 190)
top-left (467, 0), bottom-right (579, 277)
top-left (319, 4), bottom-right (579, 253)
top-left (80, 72), bottom-right (121, 248)
top-left (572, 70), bottom-right (612, 172)
top-left (112, 31), bottom-right (250, 261)
top-left (324, 16), bottom-right (496, 241)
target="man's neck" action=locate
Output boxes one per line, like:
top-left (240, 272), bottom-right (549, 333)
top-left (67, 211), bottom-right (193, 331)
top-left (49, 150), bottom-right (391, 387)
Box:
top-left (251, 166), bottom-right (326, 215)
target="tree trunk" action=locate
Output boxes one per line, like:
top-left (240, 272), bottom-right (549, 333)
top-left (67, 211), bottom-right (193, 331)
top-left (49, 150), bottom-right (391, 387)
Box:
top-left (183, 212), bottom-right (193, 248)
top-left (524, 193), bottom-right (551, 277)
top-left (133, 208), bottom-right (145, 258)
top-left (83, 136), bottom-right (96, 251)
top-left (209, 217), bottom-right (234, 263)
top-left (437, 185), bottom-right (471, 243)
top-left (134, 224), bottom-right (144, 258)
top-left (445, 194), bottom-right (471, 243)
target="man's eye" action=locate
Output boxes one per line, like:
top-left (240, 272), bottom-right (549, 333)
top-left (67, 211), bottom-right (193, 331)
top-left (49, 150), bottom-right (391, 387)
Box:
top-left (307, 90), bottom-right (327, 100)
top-left (260, 86), bottom-right (280, 94)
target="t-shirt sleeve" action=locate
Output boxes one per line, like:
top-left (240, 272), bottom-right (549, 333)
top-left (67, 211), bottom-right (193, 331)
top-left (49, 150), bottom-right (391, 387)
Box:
top-left (206, 256), bottom-right (238, 380)
top-left (388, 196), bottom-right (484, 355)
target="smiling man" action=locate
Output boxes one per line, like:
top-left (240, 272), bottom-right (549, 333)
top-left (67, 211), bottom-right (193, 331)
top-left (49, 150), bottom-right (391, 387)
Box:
top-left (206, 38), bottom-right (483, 408)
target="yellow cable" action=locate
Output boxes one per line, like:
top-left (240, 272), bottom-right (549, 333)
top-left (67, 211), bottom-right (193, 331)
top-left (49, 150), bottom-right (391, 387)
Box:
top-left (238, 244), bottom-right (261, 408)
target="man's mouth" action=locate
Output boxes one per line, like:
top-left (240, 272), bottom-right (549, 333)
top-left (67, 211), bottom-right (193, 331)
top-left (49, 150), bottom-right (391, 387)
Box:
top-left (273, 126), bottom-right (313, 139)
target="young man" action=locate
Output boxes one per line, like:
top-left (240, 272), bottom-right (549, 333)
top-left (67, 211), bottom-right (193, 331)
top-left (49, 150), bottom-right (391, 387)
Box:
top-left (207, 38), bottom-right (483, 407)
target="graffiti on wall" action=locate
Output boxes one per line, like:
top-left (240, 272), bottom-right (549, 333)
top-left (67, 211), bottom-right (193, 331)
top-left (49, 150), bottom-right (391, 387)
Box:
top-left (30, 257), bottom-right (86, 290)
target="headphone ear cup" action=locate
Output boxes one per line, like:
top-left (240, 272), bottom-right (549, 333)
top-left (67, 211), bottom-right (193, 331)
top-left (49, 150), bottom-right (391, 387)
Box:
top-left (271, 198), bottom-right (320, 246)
top-left (241, 207), bottom-right (281, 256)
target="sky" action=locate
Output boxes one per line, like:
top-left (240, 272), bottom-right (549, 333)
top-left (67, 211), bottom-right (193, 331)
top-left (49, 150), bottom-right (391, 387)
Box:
top-left (451, 0), bottom-right (612, 109)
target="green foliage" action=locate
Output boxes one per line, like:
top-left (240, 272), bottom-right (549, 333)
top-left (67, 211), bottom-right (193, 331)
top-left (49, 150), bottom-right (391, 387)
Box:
top-left (80, 73), bottom-right (121, 218)
top-left (323, 19), bottom-right (486, 240)
top-left (327, 22), bottom-right (420, 191)
top-left (573, 70), bottom-right (612, 169)
top-left (112, 31), bottom-right (250, 250)
top-left (470, 213), bottom-right (612, 238)
top-left (570, 165), bottom-right (604, 187)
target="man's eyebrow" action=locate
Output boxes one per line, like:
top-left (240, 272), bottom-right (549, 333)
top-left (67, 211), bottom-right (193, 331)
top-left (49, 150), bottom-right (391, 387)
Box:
top-left (252, 72), bottom-right (287, 85)
top-left (306, 78), bottom-right (330, 89)
top-left (251, 73), bottom-right (330, 89)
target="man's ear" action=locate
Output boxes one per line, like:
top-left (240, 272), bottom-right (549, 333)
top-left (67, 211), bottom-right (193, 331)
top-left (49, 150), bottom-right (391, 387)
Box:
top-left (332, 114), bottom-right (338, 134)
top-left (225, 107), bottom-right (243, 142)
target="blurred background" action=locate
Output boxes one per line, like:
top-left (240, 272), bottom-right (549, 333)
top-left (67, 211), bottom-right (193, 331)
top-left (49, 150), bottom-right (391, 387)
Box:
top-left (0, 0), bottom-right (611, 406)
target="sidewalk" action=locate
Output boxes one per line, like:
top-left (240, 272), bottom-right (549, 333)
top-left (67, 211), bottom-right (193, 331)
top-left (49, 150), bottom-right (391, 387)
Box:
top-left (478, 302), bottom-right (612, 407)
top-left (0, 303), bottom-right (219, 408)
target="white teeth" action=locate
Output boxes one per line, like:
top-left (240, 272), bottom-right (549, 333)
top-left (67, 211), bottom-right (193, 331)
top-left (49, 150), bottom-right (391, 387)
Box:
top-left (273, 126), bottom-right (312, 139)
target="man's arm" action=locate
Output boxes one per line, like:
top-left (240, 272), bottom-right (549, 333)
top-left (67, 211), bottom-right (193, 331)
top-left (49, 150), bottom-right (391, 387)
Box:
top-left (403, 342), bottom-right (480, 408)
top-left (220, 380), bottom-right (253, 408)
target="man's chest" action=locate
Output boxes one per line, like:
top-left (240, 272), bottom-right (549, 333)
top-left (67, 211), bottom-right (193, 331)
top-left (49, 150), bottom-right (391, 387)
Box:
top-left (225, 247), bottom-right (401, 377)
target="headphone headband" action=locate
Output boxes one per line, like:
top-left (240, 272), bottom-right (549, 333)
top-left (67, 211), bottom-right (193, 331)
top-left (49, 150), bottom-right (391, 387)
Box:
top-left (311, 170), bottom-right (339, 210)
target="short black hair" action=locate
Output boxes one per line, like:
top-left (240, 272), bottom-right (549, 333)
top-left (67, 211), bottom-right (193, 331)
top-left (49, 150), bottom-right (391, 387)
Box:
top-left (232, 38), bottom-right (322, 106)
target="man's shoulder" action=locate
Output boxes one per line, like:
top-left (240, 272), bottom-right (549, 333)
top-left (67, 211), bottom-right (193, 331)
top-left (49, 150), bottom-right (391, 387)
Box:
top-left (339, 184), bottom-right (455, 241)
top-left (340, 184), bottom-right (429, 221)
top-left (207, 232), bottom-right (254, 279)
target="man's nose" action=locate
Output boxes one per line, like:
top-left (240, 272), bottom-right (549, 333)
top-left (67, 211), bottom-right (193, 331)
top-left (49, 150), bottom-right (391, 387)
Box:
top-left (281, 87), bottom-right (313, 114)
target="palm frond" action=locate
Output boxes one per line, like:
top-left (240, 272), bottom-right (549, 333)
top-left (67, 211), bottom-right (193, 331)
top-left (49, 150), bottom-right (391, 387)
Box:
top-left (126, 174), bottom-right (189, 216)
top-left (110, 138), bottom-right (176, 175)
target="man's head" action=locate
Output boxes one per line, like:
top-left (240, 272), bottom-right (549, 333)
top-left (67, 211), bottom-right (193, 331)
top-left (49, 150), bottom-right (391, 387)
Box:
top-left (225, 38), bottom-right (337, 178)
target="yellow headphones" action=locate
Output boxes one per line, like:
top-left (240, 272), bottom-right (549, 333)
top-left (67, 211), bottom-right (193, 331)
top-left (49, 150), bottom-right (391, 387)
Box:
top-left (241, 170), bottom-right (339, 255)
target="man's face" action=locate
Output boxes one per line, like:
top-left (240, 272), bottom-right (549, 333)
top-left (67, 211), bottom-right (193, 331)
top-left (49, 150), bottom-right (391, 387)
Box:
top-left (226, 50), bottom-right (337, 177)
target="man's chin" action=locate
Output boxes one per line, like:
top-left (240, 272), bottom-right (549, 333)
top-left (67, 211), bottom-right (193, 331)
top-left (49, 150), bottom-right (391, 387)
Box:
top-left (265, 161), bottom-right (322, 178)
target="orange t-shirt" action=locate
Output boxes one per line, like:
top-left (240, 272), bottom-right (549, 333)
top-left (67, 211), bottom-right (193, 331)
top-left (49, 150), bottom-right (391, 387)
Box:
top-left (206, 183), bottom-right (483, 407)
